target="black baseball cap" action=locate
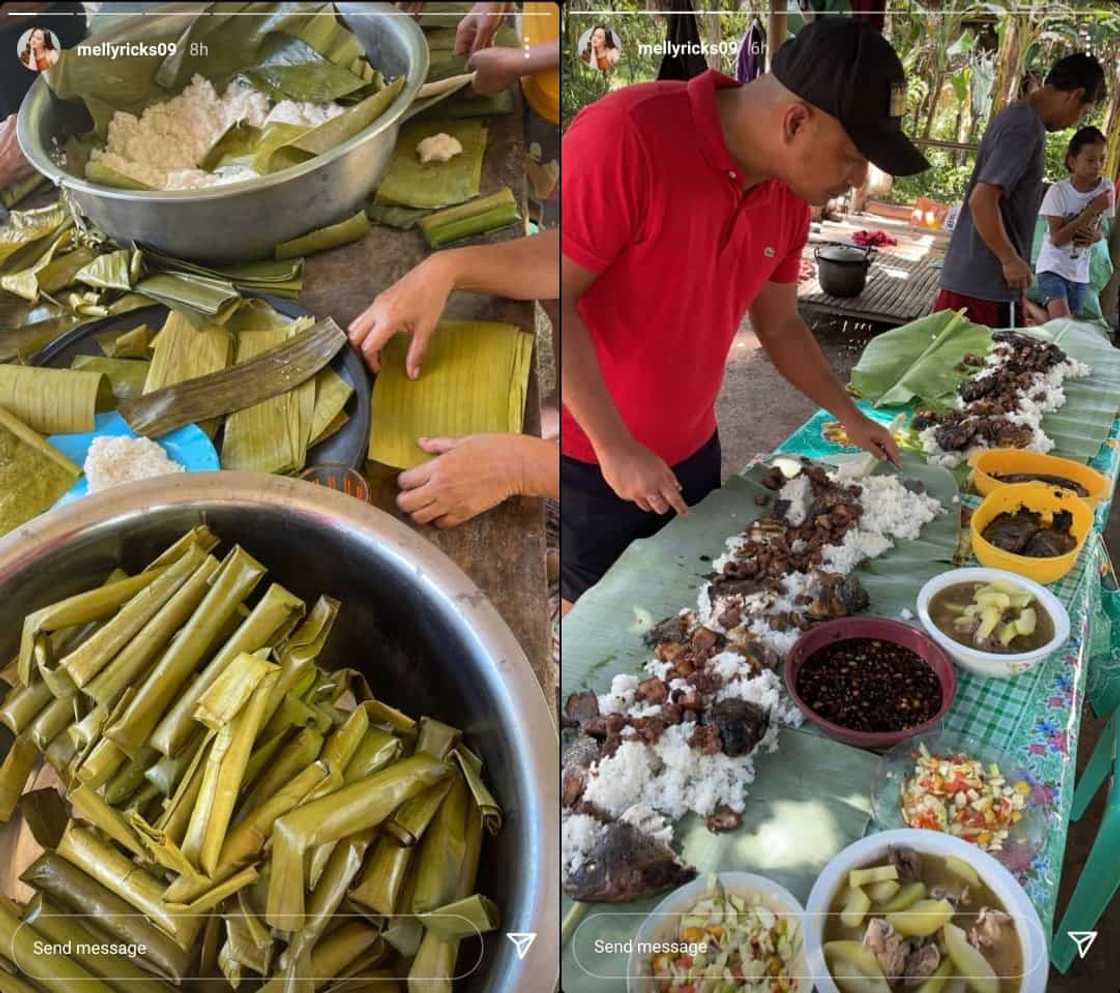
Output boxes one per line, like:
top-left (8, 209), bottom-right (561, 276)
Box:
top-left (772, 17), bottom-right (929, 177)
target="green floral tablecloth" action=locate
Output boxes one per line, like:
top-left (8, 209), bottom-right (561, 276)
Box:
top-left (777, 402), bottom-right (1120, 937)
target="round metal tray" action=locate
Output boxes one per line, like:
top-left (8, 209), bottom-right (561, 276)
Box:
top-left (32, 296), bottom-right (371, 470)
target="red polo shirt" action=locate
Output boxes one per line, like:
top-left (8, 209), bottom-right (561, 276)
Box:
top-left (561, 70), bottom-right (811, 466)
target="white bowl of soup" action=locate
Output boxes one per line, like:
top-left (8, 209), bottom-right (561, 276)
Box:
top-left (805, 828), bottom-right (1048, 993)
top-left (916, 568), bottom-right (1069, 679)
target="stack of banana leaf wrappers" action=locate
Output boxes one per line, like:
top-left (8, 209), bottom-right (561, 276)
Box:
top-left (849, 308), bottom-right (1120, 477)
top-left (0, 525), bottom-right (503, 992)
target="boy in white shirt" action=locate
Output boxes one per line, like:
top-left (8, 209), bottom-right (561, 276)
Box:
top-left (1036, 126), bottom-right (1114, 319)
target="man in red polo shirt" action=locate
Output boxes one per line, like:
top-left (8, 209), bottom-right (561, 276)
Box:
top-left (561, 17), bottom-right (928, 605)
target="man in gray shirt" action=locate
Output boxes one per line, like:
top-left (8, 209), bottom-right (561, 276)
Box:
top-left (936, 53), bottom-right (1106, 327)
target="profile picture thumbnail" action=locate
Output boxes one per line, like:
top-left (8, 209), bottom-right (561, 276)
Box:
top-left (18, 27), bottom-right (61, 73)
top-left (578, 25), bottom-right (621, 74)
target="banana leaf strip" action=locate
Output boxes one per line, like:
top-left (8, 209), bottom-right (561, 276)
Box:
top-left (274, 209), bottom-right (370, 261)
top-left (451, 745), bottom-right (501, 834)
top-left (56, 823), bottom-right (202, 948)
top-left (0, 736), bottom-right (39, 822)
top-left (20, 853), bottom-right (193, 983)
top-left (266, 754), bottom-right (451, 931)
top-left (418, 187), bottom-right (519, 249)
top-left (384, 777), bottom-right (453, 847)
top-left (182, 665), bottom-right (279, 875)
top-left (0, 902), bottom-right (116, 993)
top-left (52, 540), bottom-right (215, 689)
top-left (0, 364), bottom-right (110, 435)
top-left (373, 119), bottom-right (486, 210)
top-left (22, 893), bottom-right (174, 993)
top-left (368, 320), bottom-right (532, 469)
top-left (120, 317), bottom-right (347, 438)
top-left (349, 834), bottom-right (413, 916)
top-left (0, 679), bottom-right (54, 735)
top-left (18, 788), bottom-right (68, 849)
top-left (71, 356), bottom-right (150, 403)
top-left (106, 545), bottom-right (267, 757)
top-left (151, 582), bottom-right (305, 756)
top-left (419, 893), bottom-right (499, 939)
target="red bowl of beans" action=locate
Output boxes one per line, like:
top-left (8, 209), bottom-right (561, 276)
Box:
top-left (784, 617), bottom-right (957, 749)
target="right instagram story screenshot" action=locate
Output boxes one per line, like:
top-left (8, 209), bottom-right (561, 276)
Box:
top-left (558, 2), bottom-right (1120, 991)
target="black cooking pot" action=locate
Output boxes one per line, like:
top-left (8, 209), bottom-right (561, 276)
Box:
top-left (813, 242), bottom-right (877, 297)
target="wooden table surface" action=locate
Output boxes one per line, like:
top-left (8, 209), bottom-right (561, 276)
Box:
top-left (798, 247), bottom-right (942, 327)
top-left (298, 92), bottom-right (554, 707)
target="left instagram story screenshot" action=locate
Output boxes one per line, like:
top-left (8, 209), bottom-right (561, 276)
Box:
top-left (0, 3), bottom-right (560, 992)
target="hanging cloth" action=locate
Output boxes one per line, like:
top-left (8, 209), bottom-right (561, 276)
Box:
top-left (736, 18), bottom-right (766, 83)
top-left (657, 0), bottom-right (709, 82)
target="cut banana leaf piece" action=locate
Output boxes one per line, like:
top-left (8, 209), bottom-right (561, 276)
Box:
top-left (309, 367), bottom-right (354, 444)
top-left (96, 322), bottom-right (151, 358)
top-left (369, 319), bottom-right (532, 469)
top-left (275, 208), bottom-right (370, 260)
top-left (0, 406), bottom-right (81, 539)
top-left (120, 317), bottom-right (347, 438)
top-left (374, 118), bottom-right (486, 209)
top-left (0, 363), bottom-right (111, 434)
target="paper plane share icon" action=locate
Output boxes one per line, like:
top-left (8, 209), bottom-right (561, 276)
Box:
top-left (1068, 930), bottom-right (1097, 959)
top-left (506, 932), bottom-right (537, 960)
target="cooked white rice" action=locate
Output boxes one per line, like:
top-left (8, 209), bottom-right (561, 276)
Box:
top-left (84, 436), bottom-right (184, 493)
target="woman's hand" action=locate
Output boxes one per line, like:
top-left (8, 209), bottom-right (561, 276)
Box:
top-left (396, 433), bottom-right (550, 528)
top-left (598, 438), bottom-right (688, 516)
top-left (468, 46), bottom-right (521, 95)
top-left (347, 254), bottom-right (456, 377)
top-left (0, 115), bottom-right (34, 191)
top-left (455, 2), bottom-right (513, 56)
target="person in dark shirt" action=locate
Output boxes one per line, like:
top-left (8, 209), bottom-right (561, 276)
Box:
top-left (935, 53), bottom-right (1106, 327)
top-left (0, 2), bottom-right (86, 188)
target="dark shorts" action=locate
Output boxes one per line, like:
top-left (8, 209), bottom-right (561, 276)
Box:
top-left (933, 288), bottom-right (1018, 328)
top-left (560, 432), bottom-right (722, 603)
top-left (1036, 271), bottom-right (1089, 315)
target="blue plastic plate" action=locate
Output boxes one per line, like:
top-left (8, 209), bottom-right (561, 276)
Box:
top-left (48, 412), bottom-right (219, 508)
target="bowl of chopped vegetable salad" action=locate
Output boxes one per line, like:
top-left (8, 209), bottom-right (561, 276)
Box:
top-left (627, 872), bottom-right (807, 993)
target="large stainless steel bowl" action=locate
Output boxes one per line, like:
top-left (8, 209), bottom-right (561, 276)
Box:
top-left (16, 3), bottom-right (428, 262)
top-left (0, 472), bottom-right (558, 993)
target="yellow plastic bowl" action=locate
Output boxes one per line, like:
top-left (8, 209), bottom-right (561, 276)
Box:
top-left (971, 482), bottom-right (1093, 584)
top-left (969, 448), bottom-right (1109, 508)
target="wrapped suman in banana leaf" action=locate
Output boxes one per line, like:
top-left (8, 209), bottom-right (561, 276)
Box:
top-left (1, 527), bottom-right (505, 991)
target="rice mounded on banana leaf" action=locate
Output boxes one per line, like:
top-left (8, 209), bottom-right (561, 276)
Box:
top-left (0, 527), bottom-right (504, 990)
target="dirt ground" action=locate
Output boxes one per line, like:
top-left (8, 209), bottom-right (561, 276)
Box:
top-left (716, 316), bottom-right (1120, 992)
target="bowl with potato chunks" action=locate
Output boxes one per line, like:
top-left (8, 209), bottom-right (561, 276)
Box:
top-left (916, 568), bottom-right (1069, 679)
top-left (805, 828), bottom-right (1047, 993)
